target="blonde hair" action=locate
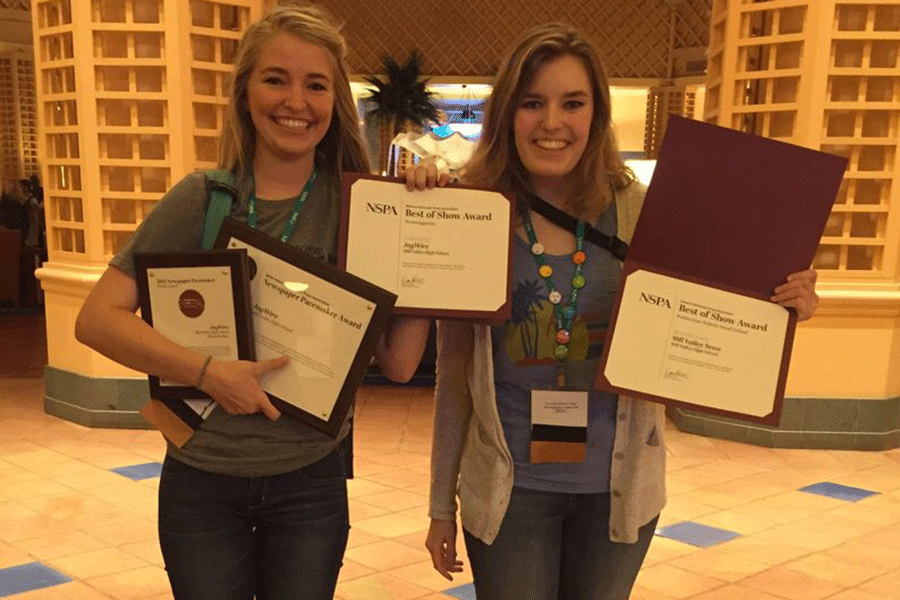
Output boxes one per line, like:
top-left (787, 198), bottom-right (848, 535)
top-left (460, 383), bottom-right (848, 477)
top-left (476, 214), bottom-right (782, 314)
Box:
top-left (218, 3), bottom-right (369, 186)
top-left (463, 22), bottom-right (634, 220)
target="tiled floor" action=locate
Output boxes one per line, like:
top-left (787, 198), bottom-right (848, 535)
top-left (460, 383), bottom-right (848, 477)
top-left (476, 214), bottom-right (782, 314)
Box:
top-left (1, 313), bottom-right (899, 599)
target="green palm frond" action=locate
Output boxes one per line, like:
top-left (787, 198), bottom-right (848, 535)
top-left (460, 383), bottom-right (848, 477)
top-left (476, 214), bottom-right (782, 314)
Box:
top-left (364, 50), bottom-right (439, 131)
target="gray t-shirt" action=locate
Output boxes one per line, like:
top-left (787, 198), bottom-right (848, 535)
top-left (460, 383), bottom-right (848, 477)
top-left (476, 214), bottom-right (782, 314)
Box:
top-left (111, 171), bottom-right (349, 476)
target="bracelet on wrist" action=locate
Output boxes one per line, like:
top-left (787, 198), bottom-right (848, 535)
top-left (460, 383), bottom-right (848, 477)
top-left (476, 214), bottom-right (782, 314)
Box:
top-left (195, 355), bottom-right (213, 389)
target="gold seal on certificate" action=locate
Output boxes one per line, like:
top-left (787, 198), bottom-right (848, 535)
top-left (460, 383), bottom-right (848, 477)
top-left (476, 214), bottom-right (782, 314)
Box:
top-left (214, 218), bottom-right (396, 438)
top-left (339, 174), bottom-right (515, 320)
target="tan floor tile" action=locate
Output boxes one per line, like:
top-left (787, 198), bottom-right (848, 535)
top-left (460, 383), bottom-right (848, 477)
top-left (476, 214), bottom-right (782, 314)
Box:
top-left (660, 496), bottom-right (720, 521)
top-left (87, 517), bottom-right (157, 546)
top-left (11, 581), bottom-right (114, 599)
top-left (391, 529), bottom-right (429, 551)
top-left (858, 569), bottom-right (900, 597)
top-left (352, 461), bottom-right (400, 478)
top-left (349, 499), bottom-right (390, 521)
top-left (344, 538), bottom-right (427, 571)
top-left (698, 509), bottom-right (779, 535)
top-left (668, 548), bottom-right (770, 582)
top-left (673, 488), bottom-right (752, 510)
top-left (788, 513), bottom-right (879, 539)
top-left (346, 477), bottom-right (395, 499)
top-left (52, 469), bottom-right (130, 492)
top-left (642, 536), bottom-right (700, 566)
top-left (714, 536), bottom-right (811, 567)
top-left (633, 563), bottom-right (726, 598)
top-left (753, 523), bottom-right (848, 552)
top-left (628, 586), bottom-right (679, 600)
top-left (387, 559), bottom-right (473, 592)
top-left (0, 513), bottom-right (69, 542)
top-left (740, 567), bottom-right (846, 600)
top-left (85, 564), bottom-right (171, 600)
top-left (373, 468), bottom-right (430, 490)
top-left (0, 540), bottom-right (32, 568)
top-left (689, 585), bottom-right (791, 600)
top-left (783, 552), bottom-right (887, 586)
top-left (18, 492), bottom-right (106, 521)
top-left (49, 547), bottom-right (149, 580)
top-left (335, 572), bottom-right (432, 600)
top-left (828, 589), bottom-right (896, 600)
top-left (822, 502), bottom-right (900, 527)
top-left (352, 513), bottom-right (428, 538)
top-left (12, 529), bottom-right (108, 561)
top-left (727, 497), bottom-right (822, 524)
top-left (358, 489), bottom-right (427, 512)
top-left (824, 540), bottom-right (900, 572)
top-left (346, 526), bottom-right (384, 549)
top-left (338, 558), bottom-right (376, 583)
top-left (119, 539), bottom-right (165, 567)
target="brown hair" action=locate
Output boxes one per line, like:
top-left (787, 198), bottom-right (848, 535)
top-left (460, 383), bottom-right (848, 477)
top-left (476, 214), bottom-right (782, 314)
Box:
top-left (463, 22), bottom-right (634, 220)
top-left (218, 3), bottom-right (369, 186)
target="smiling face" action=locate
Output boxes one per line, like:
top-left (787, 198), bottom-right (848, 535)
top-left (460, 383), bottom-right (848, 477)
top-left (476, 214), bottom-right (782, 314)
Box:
top-left (513, 54), bottom-right (594, 199)
top-left (246, 32), bottom-right (335, 171)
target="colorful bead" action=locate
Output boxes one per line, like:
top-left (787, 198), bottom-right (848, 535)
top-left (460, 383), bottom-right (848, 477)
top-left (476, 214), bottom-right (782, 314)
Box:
top-left (564, 306), bottom-right (576, 320)
top-left (531, 243), bottom-right (545, 255)
top-left (548, 290), bottom-right (562, 304)
top-left (572, 274), bottom-right (585, 289)
top-left (572, 251), bottom-right (586, 265)
top-left (539, 265), bottom-right (553, 278)
top-left (556, 330), bottom-right (570, 344)
top-left (554, 345), bottom-right (569, 360)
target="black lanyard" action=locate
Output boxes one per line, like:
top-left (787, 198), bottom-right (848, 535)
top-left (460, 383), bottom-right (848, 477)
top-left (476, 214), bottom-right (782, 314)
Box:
top-left (525, 192), bottom-right (629, 262)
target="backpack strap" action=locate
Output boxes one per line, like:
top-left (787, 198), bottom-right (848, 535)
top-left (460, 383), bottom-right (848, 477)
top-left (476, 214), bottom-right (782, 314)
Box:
top-left (201, 170), bottom-right (238, 250)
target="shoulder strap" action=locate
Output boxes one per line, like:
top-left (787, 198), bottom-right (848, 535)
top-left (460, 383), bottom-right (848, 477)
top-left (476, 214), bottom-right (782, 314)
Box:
top-left (201, 170), bottom-right (238, 250)
top-left (525, 193), bottom-right (630, 261)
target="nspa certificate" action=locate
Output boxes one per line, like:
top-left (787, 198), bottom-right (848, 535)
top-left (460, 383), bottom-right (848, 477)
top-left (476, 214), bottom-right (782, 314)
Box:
top-left (339, 174), bottom-right (514, 321)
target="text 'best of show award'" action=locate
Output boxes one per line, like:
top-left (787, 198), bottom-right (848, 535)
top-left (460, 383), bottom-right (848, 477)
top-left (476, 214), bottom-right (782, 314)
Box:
top-left (596, 116), bottom-right (847, 425)
top-left (339, 174), bottom-right (515, 321)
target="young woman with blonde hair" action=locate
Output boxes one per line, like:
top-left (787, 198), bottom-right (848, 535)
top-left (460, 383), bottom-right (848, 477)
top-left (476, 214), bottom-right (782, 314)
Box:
top-left (413, 22), bottom-right (819, 600)
top-left (77, 5), bottom-right (429, 599)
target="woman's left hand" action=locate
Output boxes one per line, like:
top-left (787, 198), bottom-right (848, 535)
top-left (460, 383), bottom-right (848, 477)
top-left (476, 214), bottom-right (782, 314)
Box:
top-left (771, 269), bottom-right (819, 322)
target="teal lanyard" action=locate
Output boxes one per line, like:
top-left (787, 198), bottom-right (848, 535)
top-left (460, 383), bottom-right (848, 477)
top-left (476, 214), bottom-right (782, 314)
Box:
top-left (521, 208), bottom-right (586, 364)
top-left (247, 171), bottom-right (318, 243)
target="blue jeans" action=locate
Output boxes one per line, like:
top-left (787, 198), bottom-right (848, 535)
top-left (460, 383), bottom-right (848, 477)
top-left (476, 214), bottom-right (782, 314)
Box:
top-left (463, 487), bottom-right (657, 600)
top-left (158, 450), bottom-right (349, 600)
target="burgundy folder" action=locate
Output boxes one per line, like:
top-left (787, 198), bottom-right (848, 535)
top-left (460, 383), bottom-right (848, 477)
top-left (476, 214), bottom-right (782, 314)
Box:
top-left (596, 116), bottom-right (847, 425)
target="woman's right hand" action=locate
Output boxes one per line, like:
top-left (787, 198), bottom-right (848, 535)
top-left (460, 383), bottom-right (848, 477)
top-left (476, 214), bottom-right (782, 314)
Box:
top-left (425, 518), bottom-right (464, 580)
top-left (201, 356), bottom-right (289, 420)
top-left (404, 162), bottom-right (450, 191)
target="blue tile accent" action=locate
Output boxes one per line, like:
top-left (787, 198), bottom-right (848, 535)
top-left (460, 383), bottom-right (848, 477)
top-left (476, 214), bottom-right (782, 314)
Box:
top-left (799, 482), bottom-right (879, 502)
top-left (444, 582), bottom-right (477, 600)
top-left (0, 562), bottom-right (72, 597)
top-left (110, 461), bottom-right (163, 480)
top-left (654, 521), bottom-right (742, 547)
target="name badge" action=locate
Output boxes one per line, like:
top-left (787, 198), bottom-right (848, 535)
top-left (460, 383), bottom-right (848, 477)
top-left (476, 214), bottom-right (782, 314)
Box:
top-left (530, 390), bottom-right (588, 464)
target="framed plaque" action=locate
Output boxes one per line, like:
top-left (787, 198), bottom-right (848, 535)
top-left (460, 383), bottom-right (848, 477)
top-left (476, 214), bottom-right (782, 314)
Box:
top-left (339, 173), bottom-right (514, 321)
top-left (134, 249), bottom-right (254, 403)
top-left (215, 217), bottom-right (397, 437)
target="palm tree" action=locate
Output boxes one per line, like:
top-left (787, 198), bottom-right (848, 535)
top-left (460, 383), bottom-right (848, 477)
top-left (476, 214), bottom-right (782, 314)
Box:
top-left (363, 51), bottom-right (439, 175)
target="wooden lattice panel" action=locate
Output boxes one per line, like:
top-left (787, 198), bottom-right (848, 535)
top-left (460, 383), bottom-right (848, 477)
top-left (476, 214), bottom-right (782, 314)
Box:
top-left (330, 0), bottom-right (685, 79)
top-left (705, 0), bottom-right (900, 279)
top-left (645, 86), bottom-right (697, 158)
top-left (34, 0), bottom-right (258, 263)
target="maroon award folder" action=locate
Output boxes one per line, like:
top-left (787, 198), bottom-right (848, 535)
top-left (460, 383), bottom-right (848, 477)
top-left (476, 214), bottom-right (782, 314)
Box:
top-left (596, 116), bottom-right (847, 425)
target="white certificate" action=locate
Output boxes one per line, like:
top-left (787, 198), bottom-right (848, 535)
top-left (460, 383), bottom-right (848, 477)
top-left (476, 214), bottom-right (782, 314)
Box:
top-left (600, 269), bottom-right (790, 419)
top-left (341, 175), bottom-right (512, 319)
top-left (216, 218), bottom-right (396, 437)
top-left (227, 238), bottom-right (374, 421)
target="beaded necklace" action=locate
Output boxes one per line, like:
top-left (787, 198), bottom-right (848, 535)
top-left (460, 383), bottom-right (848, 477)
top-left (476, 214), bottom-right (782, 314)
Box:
top-left (521, 207), bottom-right (586, 387)
top-left (247, 170), bottom-right (318, 243)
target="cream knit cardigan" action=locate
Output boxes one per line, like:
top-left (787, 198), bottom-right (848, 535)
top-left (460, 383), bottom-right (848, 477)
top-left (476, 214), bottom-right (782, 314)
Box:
top-left (428, 183), bottom-right (667, 544)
